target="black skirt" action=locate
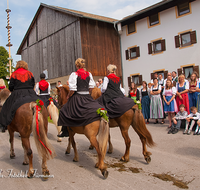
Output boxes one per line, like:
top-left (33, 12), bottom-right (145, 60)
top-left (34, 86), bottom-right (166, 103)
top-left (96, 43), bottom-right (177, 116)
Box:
top-left (97, 96), bottom-right (135, 119)
top-left (58, 93), bottom-right (105, 127)
top-left (0, 89), bottom-right (40, 126)
top-left (39, 95), bottom-right (57, 108)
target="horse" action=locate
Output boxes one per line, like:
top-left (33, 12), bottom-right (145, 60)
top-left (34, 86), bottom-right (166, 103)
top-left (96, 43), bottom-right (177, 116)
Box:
top-left (0, 90), bottom-right (56, 178)
top-left (0, 88), bottom-right (11, 112)
top-left (58, 85), bottom-right (155, 164)
top-left (57, 85), bottom-right (109, 178)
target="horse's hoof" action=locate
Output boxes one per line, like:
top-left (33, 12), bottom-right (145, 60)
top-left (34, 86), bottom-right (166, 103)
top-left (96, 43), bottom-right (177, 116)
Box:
top-left (22, 161), bottom-right (29, 165)
top-left (27, 171), bottom-right (34, 178)
top-left (10, 154), bottom-right (15, 159)
top-left (95, 163), bottom-right (99, 168)
top-left (73, 158), bottom-right (78, 162)
top-left (65, 150), bottom-right (70, 154)
top-left (120, 157), bottom-right (129, 162)
top-left (89, 145), bottom-right (94, 150)
top-left (57, 138), bottom-right (62, 142)
top-left (102, 170), bottom-right (109, 179)
top-left (42, 169), bottom-right (50, 176)
top-left (145, 156), bottom-right (151, 164)
top-left (107, 150), bottom-right (113, 154)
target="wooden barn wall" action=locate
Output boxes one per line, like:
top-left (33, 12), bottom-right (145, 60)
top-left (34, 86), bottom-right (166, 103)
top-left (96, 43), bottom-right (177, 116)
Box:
top-left (21, 7), bottom-right (82, 82)
top-left (80, 18), bottom-right (121, 77)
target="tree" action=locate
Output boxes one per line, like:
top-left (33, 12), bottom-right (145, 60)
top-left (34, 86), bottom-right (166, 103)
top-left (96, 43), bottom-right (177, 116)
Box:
top-left (0, 46), bottom-right (9, 79)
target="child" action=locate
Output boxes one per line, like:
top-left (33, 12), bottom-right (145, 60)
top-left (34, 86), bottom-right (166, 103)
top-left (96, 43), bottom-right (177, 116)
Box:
top-left (168, 104), bottom-right (188, 134)
top-left (196, 120), bottom-right (200, 135)
top-left (184, 106), bottom-right (200, 135)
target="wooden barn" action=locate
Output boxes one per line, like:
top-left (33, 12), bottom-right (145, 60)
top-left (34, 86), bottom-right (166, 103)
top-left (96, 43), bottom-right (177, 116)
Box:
top-left (17, 3), bottom-right (122, 87)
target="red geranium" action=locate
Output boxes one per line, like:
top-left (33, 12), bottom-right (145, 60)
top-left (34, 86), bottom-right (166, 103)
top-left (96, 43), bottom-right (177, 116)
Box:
top-left (101, 108), bottom-right (105, 110)
top-left (39, 100), bottom-right (44, 106)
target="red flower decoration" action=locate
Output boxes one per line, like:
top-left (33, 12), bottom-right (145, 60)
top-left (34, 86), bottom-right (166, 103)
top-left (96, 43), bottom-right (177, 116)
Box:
top-left (101, 108), bottom-right (105, 110)
top-left (39, 100), bottom-right (44, 106)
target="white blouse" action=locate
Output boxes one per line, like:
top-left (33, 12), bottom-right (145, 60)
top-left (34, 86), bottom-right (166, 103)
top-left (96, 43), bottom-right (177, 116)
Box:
top-left (101, 76), bottom-right (125, 95)
top-left (35, 82), bottom-right (51, 95)
top-left (162, 87), bottom-right (177, 96)
top-left (69, 72), bottom-right (95, 92)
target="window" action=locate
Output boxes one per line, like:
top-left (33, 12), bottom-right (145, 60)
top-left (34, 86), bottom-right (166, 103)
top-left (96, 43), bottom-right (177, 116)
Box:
top-left (125, 46), bottom-right (140, 60)
top-left (177, 2), bottom-right (190, 16)
top-left (148, 39), bottom-right (166, 54)
top-left (177, 65), bottom-right (199, 78)
top-left (175, 30), bottom-right (197, 48)
top-left (128, 74), bottom-right (143, 87)
top-left (127, 22), bottom-right (136, 34)
top-left (183, 66), bottom-right (193, 79)
top-left (149, 13), bottom-right (159, 26)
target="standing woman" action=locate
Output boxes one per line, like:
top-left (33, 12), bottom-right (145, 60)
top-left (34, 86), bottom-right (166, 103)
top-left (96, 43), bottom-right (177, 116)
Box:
top-left (140, 81), bottom-right (150, 124)
top-left (128, 82), bottom-right (139, 101)
top-left (196, 80), bottom-right (200, 112)
top-left (163, 79), bottom-right (178, 128)
top-left (150, 78), bottom-right (164, 124)
top-left (176, 74), bottom-right (190, 113)
top-left (57, 58), bottom-right (106, 137)
top-left (188, 72), bottom-right (198, 112)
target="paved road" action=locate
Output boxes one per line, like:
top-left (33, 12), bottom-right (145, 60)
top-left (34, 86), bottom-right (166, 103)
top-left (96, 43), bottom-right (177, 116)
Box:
top-left (0, 121), bottom-right (199, 190)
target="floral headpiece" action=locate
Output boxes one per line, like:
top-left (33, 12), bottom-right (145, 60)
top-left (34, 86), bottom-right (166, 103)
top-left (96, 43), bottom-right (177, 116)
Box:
top-left (36, 99), bottom-right (44, 112)
top-left (96, 108), bottom-right (109, 122)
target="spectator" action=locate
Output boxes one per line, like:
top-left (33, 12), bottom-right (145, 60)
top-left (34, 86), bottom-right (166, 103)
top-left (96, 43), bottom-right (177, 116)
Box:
top-left (150, 78), bottom-right (164, 124)
top-left (184, 107), bottom-right (200, 135)
top-left (151, 73), bottom-right (158, 83)
top-left (67, 80), bottom-right (69, 85)
top-left (98, 78), bottom-right (103, 89)
top-left (128, 82), bottom-right (139, 101)
top-left (163, 72), bottom-right (172, 86)
top-left (96, 81), bottom-right (100, 88)
top-left (196, 79), bottom-right (200, 112)
top-left (168, 104), bottom-right (188, 134)
top-left (188, 72), bottom-right (198, 112)
top-left (58, 80), bottom-right (63, 87)
top-left (176, 74), bottom-right (190, 113)
top-left (163, 79), bottom-right (178, 128)
top-left (140, 81), bottom-right (150, 124)
top-left (172, 71), bottom-right (178, 82)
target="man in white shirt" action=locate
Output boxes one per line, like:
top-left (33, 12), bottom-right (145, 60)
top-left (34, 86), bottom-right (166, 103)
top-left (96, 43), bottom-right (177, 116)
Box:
top-left (58, 81), bottom-right (63, 87)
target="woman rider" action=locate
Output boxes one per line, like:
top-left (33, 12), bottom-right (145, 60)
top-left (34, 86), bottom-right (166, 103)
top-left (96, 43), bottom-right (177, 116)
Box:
top-left (0, 60), bottom-right (40, 132)
top-left (97, 64), bottom-right (135, 119)
top-left (58, 58), bottom-right (106, 137)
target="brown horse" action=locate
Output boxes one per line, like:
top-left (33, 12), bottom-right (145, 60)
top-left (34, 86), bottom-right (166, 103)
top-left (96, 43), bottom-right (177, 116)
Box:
top-left (0, 90), bottom-right (56, 178)
top-left (0, 88), bottom-right (10, 112)
top-left (58, 85), bottom-right (155, 164)
top-left (57, 85), bottom-right (109, 178)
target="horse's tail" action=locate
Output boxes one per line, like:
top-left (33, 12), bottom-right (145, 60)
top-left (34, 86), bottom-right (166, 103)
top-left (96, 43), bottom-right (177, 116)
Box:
top-left (47, 102), bottom-right (62, 133)
top-left (132, 108), bottom-right (155, 147)
top-left (30, 102), bottom-right (56, 160)
top-left (97, 118), bottom-right (109, 159)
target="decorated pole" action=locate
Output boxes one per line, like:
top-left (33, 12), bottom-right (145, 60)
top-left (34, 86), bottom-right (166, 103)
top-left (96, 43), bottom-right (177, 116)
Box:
top-left (6, 0), bottom-right (13, 78)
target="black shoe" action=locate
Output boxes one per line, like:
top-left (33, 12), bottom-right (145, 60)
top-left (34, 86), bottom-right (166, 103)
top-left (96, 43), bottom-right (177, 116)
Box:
top-left (168, 128), bottom-right (174, 134)
top-left (57, 126), bottom-right (69, 138)
top-left (154, 120), bottom-right (158, 124)
top-left (172, 128), bottom-right (179, 134)
top-left (193, 131), bottom-right (198, 135)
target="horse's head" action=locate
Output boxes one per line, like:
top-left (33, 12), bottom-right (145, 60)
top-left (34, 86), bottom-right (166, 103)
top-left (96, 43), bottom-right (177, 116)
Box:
top-left (0, 88), bottom-right (10, 108)
top-left (56, 85), bottom-right (70, 107)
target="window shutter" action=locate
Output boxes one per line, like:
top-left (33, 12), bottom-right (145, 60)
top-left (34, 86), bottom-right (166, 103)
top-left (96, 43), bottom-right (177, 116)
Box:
top-left (136, 46), bottom-right (140, 57)
top-left (139, 75), bottom-right (143, 85)
top-left (128, 77), bottom-right (131, 87)
top-left (125, 50), bottom-right (129, 60)
top-left (177, 68), bottom-right (182, 76)
top-left (150, 73), bottom-right (154, 80)
top-left (164, 70), bottom-right (168, 79)
top-left (175, 35), bottom-right (180, 48)
top-left (190, 30), bottom-right (197, 44)
top-left (193, 65), bottom-right (199, 76)
top-left (161, 39), bottom-right (166, 51)
top-left (148, 43), bottom-right (152, 54)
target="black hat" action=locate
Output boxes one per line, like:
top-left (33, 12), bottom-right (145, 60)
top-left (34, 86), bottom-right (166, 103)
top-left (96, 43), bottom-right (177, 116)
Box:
top-left (40, 73), bottom-right (46, 79)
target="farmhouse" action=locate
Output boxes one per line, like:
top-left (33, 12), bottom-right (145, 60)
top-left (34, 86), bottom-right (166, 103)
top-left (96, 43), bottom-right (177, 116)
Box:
top-left (17, 3), bottom-right (121, 88)
top-left (116, 0), bottom-right (199, 94)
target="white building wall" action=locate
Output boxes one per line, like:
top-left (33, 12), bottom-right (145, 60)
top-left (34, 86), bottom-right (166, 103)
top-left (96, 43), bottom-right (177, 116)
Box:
top-left (120, 1), bottom-right (200, 94)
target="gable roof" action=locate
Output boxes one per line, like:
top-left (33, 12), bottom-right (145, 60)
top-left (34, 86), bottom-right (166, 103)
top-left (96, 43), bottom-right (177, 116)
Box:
top-left (17, 3), bottom-right (118, 55)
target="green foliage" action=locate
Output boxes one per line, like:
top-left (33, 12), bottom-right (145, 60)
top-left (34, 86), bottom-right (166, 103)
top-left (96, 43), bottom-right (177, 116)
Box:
top-left (0, 46), bottom-right (9, 79)
top-left (134, 100), bottom-right (142, 110)
top-left (96, 108), bottom-right (109, 122)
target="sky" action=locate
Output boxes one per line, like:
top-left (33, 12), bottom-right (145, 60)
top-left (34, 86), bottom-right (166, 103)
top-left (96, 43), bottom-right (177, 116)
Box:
top-left (0, 0), bottom-right (160, 65)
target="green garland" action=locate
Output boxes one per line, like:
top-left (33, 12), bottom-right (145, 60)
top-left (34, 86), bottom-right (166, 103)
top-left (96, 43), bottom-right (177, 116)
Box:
top-left (134, 100), bottom-right (142, 110)
top-left (36, 99), bottom-right (44, 112)
top-left (96, 108), bottom-right (109, 122)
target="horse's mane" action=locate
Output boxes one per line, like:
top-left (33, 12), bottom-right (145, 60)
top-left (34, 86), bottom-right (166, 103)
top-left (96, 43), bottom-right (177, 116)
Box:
top-left (62, 85), bottom-right (69, 94)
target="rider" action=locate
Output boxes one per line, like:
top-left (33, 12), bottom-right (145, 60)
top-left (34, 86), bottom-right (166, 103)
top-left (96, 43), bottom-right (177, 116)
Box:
top-left (57, 58), bottom-right (106, 137)
top-left (0, 60), bottom-right (40, 132)
top-left (97, 64), bottom-right (135, 119)
top-left (35, 73), bottom-right (57, 108)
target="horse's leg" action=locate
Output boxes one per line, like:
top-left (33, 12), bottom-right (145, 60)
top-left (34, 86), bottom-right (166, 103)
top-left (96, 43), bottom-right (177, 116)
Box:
top-left (42, 156), bottom-right (50, 176)
top-left (119, 127), bottom-right (131, 162)
top-left (22, 146), bottom-right (29, 165)
top-left (21, 137), bottom-right (34, 177)
top-left (107, 133), bottom-right (113, 154)
top-left (68, 129), bottom-right (78, 162)
top-left (65, 137), bottom-right (71, 154)
top-left (8, 127), bottom-right (15, 159)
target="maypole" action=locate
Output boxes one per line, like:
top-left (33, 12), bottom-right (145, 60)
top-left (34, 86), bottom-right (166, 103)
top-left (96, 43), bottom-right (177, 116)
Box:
top-left (6, 0), bottom-right (13, 78)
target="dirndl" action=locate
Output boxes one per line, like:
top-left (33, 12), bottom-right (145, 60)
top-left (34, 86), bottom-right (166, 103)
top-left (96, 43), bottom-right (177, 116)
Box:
top-left (188, 92), bottom-right (198, 110)
top-left (150, 94), bottom-right (163, 119)
top-left (58, 93), bottom-right (104, 127)
top-left (141, 95), bottom-right (150, 119)
top-left (97, 96), bottom-right (135, 119)
top-left (164, 96), bottom-right (178, 113)
top-left (0, 89), bottom-right (40, 126)
top-left (176, 93), bottom-right (190, 113)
